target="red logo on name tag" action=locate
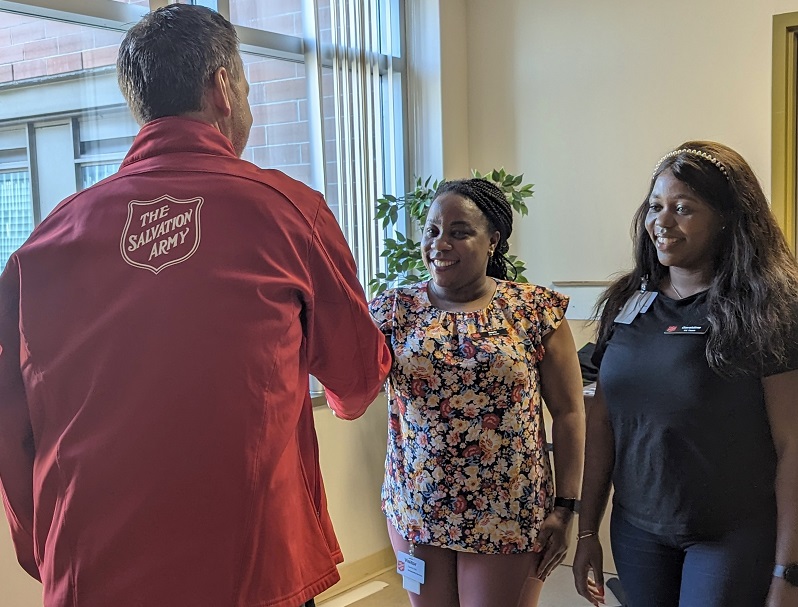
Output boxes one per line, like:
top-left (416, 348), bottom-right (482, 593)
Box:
top-left (666, 326), bottom-right (677, 332)
top-left (397, 560), bottom-right (405, 572)
top-left (120, 195), bottom-right (204, 274)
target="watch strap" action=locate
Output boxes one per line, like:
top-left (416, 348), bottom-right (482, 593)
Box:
top-left (774, 564), bottom-right (798, 586)
top-left (553, 496), bottom-right (578, 512)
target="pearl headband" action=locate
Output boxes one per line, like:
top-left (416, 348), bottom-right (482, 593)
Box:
top-left (652, 148), bottom-right (729, 180)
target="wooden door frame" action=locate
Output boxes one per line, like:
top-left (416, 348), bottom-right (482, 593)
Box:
top-left (773, 12), bottom-right (798, 252)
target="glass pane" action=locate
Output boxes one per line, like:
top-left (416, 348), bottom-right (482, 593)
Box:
top-left (0, 171), bottom-right (33, 264)
top-left (315, 0), bottom-right (400, 57)
top-left (0, 14), bottom-right (123, 79)
top-left (320, 67), bottom-right (339, 220)
top-left (241, 54), bottom-right (314, 197)
top-left (317, 0), bottom-right (332, 49)
top-left (0, 10), bottom-right (138, 266)
top-left (108, 0), bottom-right (149, 4)
top-left (229, 0), bottom-right (302, 37)
top-left (383, 0), bottom-right (402, 57)
top-left (81, 163), bottom-right (121, 189)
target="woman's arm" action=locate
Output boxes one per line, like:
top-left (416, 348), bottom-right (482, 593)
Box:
top-left (763, 368), bottom-right (798, 607)
top-left (572, 380), bottom-right (614, 606)
top-left (535, 319), bottom-right (586, 579)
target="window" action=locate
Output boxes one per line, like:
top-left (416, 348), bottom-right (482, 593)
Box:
top-left (0, 11), bottom-right (136, 263)
top-left (0, 0), bottom-right (407, 282)
top-left (0, 127), bottom-right (32, 263)
top-left (241, 56), bottom-right (312, 189)
top-left (77, 109), bottom-right (139, 188)
top-left (230, 0), bottom-right (303, 36)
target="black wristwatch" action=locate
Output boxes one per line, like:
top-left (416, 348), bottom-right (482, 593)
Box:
top-left (553, 496), bottom-right (578, 512)
top-left (774, 564), bottom-right (798, 587)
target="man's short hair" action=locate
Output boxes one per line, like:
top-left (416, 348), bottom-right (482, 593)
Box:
top-left (117, 3), bottom-right (241, 124)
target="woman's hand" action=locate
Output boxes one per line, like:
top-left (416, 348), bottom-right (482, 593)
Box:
top-left (573, 535), bottom-right (606, 605)
top-left (763, 369), bottom-right (798, 607)
top-left (534, 507), bottom-right (572, 581)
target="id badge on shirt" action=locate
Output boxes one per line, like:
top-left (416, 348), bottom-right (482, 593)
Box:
top-left (614, 290), bottom-right (658, 324)
top-left (472, 328), bottom-right (510, 339)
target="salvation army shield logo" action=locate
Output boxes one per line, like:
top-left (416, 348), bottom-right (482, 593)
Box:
top-left (120, 195), bottom-right (204, 274)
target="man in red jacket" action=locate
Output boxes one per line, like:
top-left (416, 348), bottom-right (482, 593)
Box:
top-left (0, 4), bottom-right (391, 607)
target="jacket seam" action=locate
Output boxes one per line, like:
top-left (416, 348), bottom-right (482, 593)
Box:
top-left (229, 320), bottom-right (294, 604)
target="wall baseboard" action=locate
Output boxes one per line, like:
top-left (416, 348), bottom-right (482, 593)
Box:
top-left (316, 547), bottom-right (395, 602)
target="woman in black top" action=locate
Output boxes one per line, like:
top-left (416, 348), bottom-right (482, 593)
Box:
top-left (573, 142), bottom-right (798, 607)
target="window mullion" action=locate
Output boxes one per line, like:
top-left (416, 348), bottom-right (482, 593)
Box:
top-left (25, 122), bottom-right (40, 225)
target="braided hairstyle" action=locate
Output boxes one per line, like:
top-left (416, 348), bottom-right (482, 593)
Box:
top-left (432, 178), bottom-right (516, 280)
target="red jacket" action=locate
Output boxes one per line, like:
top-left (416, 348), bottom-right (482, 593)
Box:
top-left (0, 117), bottom-right (391, 607)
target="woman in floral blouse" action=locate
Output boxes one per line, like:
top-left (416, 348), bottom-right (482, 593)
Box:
top-left (369, 178), bottom-right (585, 606)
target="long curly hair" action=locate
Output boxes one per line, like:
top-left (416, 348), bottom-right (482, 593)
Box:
top-left (432, 178), bottom-right (517, 280)
top-left (595, 141), bottom-right (798, 376)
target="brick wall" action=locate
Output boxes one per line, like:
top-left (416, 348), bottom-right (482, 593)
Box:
top-left (0, 13), bottom-right (122, 83)
top-left (230, 0), bottom-right (302, 36)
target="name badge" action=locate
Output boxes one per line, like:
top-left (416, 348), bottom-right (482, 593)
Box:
top-left (615, 291), bottom-right (658, 324)
top-left (664, 325), bottom-right (708, 335)
top-left (397, 551), bottom-right (425, 594)
top-left (472, 328), bottom-right (509, 338)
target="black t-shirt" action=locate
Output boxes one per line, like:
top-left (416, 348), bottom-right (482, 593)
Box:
top-left (594, 291), bottom-right (792, 536)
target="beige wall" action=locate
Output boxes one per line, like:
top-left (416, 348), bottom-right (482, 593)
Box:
top-left (315, 397), bottom-right (390, 565)
top-left (459, 0), bottom-right (798, 318)
top-left (0, 525), bottom-right (40, 606)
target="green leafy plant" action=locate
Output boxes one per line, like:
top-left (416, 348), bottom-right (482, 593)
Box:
top-left (369, 168), bottom-right (534, 295)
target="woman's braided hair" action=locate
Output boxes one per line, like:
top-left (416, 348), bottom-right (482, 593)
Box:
top-left (432, 178), bottom-right (516, 280)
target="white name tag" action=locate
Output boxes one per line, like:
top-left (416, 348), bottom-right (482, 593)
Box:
top-left (397, 551), bottom-right (425, 594)
top-left (615, 290), bottom-right (658, 324)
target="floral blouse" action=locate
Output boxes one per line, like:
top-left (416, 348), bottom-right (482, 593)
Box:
top-left (368, 280), bottom-right (569, 554)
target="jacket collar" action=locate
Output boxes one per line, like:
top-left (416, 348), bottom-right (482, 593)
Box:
top-left (121, 116), bottom-right (238, 168)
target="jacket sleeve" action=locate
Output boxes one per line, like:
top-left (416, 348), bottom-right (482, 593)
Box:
top-left (304, 199), bottom-right (391, 420)
top-left (0, 256), bottom-right (39, 580)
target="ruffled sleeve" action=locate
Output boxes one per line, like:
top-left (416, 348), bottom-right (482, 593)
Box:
top-left (534, 286), bottom-right (569, 337)
top-left (368, 288), bottom-right (396, 332)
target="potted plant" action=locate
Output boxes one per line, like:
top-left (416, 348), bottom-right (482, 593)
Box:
top-left (369, 168), bottom-right (534, 295)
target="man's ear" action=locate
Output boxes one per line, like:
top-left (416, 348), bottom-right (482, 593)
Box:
top-left (208, 66), bottom-right (234, 118)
